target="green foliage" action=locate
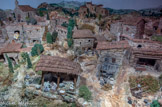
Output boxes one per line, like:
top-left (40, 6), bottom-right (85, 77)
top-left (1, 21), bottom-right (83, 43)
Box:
top-left (52, 31), bottom-right (58, 42)
top-left (21, 52), bottom-right (28, 62)
top-left (150, 100), bottom-right (160, 107)
top-left (61, 22), bottom-right (68, 27)
top-left (46, 32), bottom-right (53, 44)
top-left (26, 53), bottom-right (32, 69)
top-left (79, 85), bottom-right (92, 101)
top-left (129, 75), bottom-right (160, 93)
top-left (66, 19), bottom-right (76, 48)
top-left (5, 54), bottom-right (14, 73)
top-left (14, 64), bottom-right (20, 70)
top-left (36, 71), bottom-right (42, 75)
top-left (71, 103), bottom-right (76, 107)
top-left (151, 35), bottom-right (162, 43)
top-left (39, 10), bottom-right (44, 17)
top-left (31, 44), bottom-right (44, 57)
top-left (46, 13), bottom-right (49, 20)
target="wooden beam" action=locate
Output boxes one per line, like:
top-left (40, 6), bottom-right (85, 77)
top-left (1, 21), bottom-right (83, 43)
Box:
top-left (41, 72), bottom-right (45, 86)
top-left (74, 76), bottom-right (77, 88)
top-left (57, 74), bottom-right (60, 89)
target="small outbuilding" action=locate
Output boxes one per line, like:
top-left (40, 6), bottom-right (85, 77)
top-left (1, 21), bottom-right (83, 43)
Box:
top-left (35, 55), bottom-right (82, 88)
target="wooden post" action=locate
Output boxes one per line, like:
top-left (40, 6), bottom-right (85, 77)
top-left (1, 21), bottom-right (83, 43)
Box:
top-left (57, 74), bottom-right (60, 89)
top-left (74, 75), bottom-right (77, 88)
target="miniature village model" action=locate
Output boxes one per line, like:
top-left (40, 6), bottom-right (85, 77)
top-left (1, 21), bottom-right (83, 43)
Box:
top-left (0, 0), bottom-right (162, 107)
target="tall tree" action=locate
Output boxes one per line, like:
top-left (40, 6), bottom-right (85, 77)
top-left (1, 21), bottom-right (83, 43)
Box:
top-left (5, 54), bottom-right (14, 73)
top-left (52, 31), bottom-right (58, 42)
top-left (46, 32), bottom-right (53, 44)
top-left (46, 12), bottom-right (50, 20)
top-left (26, 53), bottom-right (32, 68)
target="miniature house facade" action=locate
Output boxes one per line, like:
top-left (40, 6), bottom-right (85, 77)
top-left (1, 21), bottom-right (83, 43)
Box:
top-left (73, 29), bottom-right (96, 50)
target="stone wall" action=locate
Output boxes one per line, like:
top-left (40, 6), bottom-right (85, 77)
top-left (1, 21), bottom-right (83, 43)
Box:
top-left (110, 22), bottom-right (123, 37)
top-left (73, 38), bottom-right (95, 49)
top-left (122, 25), bottom-right (137, 38)
top-left (56, 27), bottom-right (67, 41)
top-left (3, 52), bottom-right (19, 64)
top-left (5, 24), bottom-right (45, 43)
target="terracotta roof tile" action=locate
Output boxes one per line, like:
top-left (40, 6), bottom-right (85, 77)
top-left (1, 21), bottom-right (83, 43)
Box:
top-left (96, 41), bottom-right (130, 50)
top-left (19, 5), bottom-right (35, 12)
top-left (36, 55), bottom-right (81, 75)
top-left (1, 42), bottom-right (23, 53)
top-left (73, 29), bottom-right (95, 39)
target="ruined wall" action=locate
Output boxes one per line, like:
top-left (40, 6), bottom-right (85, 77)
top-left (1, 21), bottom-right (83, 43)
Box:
top-left (3, 52), bottom-right (19, 64)
top-left (73, 38), bottom-right (95, 49)
top-left (110, 22), bottom-right (123, 37)
top-left (135, 20), bottom-right (145, 39)
top-left (6, 24), bottom-right (45, 43)
top-left (56, 27), bottom-right (67, 41)
top-left (122, 25), bottom-right (137, 38)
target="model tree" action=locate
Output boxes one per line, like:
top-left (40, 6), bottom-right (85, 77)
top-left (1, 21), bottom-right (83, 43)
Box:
top-left (67, 19), bottom-right (76, 48)
top-left (52, 31), bottom-right (58, 42)
top-left (46, 12), bottom-right (50, 20)
top-left (5, 54), bottom-right (14, 73)
top-left (26, 53), bottom-right (32, 68)
top-left (31, 44), bottom-right (44, 56)
top-left (46, 32), bottom-right (53, 44)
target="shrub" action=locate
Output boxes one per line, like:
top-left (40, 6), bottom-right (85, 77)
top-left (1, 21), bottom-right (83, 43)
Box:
top-left (31, 44), bottom-right (44, 56)
top-left (46, 32), bottom-right (53, 44)
top-left (14, 64), bottom-right (20, 70)
top-left (79, 85), bottom-right (92, 101)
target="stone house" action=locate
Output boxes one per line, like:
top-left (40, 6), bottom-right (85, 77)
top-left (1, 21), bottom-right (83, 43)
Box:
top-left (79, 2), bottom-right (109, 18)
top-left (110, 17), bottom-right (146, 39)
top-left (96, 41), bottom-right (130, 85)
top-left (1, 42), bottom-right (23, 65)
top-left (14, 0), bottom-right (36, 22)
top-left (56, 25), bottom-right (67, 41)
top-left (128, 39), bottom-right (162, 72)
top-left (5, 22), bottom-right (45, 44)
top-left (73, 29), bottom-right (96, 50)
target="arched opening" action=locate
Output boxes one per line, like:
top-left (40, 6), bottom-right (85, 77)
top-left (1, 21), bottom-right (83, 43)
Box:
top-left (137, 44), bottom-right (142, 48)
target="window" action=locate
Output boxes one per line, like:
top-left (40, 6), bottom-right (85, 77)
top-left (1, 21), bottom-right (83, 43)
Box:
top-left (126, 27), bottom-right (129, 31)
top-left (80, 42), bottom-right (81, 45)
top-left (154, 26), bottom-right (158, 31)
top-left (104, 57), bottom-right (109, 62)
top-left (112, 58), bottom-right (116, 63)
top-left (88, 40), bottom-right (91, 42)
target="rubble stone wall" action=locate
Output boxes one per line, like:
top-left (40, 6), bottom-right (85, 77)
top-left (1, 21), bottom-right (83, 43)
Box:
top-left (110, 22), bottom-right (123, 37)
top-left (122, 25), bottom-right (137, 38)
top-left (73, 38), bottom-right (95, 49)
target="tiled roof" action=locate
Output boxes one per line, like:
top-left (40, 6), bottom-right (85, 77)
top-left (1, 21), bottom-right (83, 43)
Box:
top-left (1, 42), bottom-right (23, 53)
top-left (96, 41), bottom-right (130, 50)
top-left (19, 5), bottom-right (35, 12)
top-left (18, 47), bottom-right (32, 52)
top-left (36, 55), bottom-right (81, 75)
top-left (73, 29), bottom-right (95, 39)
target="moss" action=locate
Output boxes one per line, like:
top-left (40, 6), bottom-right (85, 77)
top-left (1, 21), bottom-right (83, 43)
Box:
top-left (80, 24), bottom-right (95, 33)
top-left (151, 35), bottom-right (162, 43)
top-left (129, 75), bottom-right (160, 94)
top-left (79, 85), bottom-right (92, 101)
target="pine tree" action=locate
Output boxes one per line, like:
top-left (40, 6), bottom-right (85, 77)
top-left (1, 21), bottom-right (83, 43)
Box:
top-left (46, 32), bottom-right (53, 44)
top-left (46, 12), bottom-right (50, 20)
top-left (5, 54), bottom-right (14, 73)
top-left (26, 53), bottom-right (32, 68)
